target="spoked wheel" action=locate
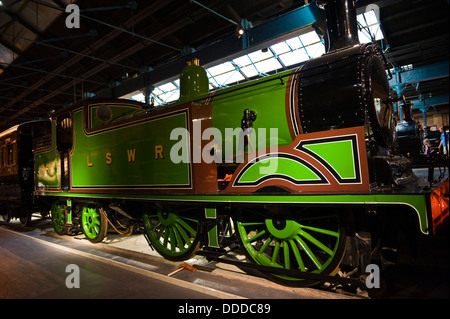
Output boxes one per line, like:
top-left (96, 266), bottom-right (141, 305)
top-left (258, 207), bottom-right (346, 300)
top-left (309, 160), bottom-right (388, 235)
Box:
top-left (51, 201), bottom-right (67, 235)
top-left (235, 208), bottom-right (346, 286)
top-left (81, 203), bottom-right (108, 243)
top-left (143, 206), bottom-right (201, 261)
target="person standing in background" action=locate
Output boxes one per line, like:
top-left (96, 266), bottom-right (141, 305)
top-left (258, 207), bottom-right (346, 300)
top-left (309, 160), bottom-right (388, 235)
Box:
top-left (438, 127), bottom-right (448, 157)
top-left (424, 138), bottom-right (432, 156)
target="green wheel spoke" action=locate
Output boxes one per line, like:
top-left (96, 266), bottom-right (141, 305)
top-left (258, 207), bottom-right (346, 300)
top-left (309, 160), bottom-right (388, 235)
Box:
top-left (162, 228), bottom-right (169, 247)
top-left (258, 236), bottom-right (272, 256)
top-left (152, 221), bottom-right (162, 231)
top-left (156, 225), bottom-right (165, 239)
top-left (298, 230), bottom-right (334, 256)
top-left (168, 228), bottom-right (176, 252)
top-left (283, 241), bottom-right (290, 269)
top-left (271, 241), bottom-right (281, 264)
top-left (295, 235), bottom-right (322, 270)
top-left (175, 223), bottom-right (190, 246)
top-left (289, 239), bottom-right (306, 271)
top-left (300, 225), bottom-right (339, 237)
top-left (172, 226), bottom-right (184, 249)
top-left (240, 222), bottom-right (265, 226)
top-left (179, 216), bottom-right (199, 223)
top-left (249, 230), bottom-right (266, 243)
top-left (176, 217), bottom-right (197, 236)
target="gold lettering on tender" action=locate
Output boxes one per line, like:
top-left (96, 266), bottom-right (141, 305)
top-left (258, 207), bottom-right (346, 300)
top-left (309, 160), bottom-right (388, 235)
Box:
top-left (127, 149), bottom-right (136, 162)
top-left (155, 145), bottom-right (164, 159)
top-left (106, 153), bottom-right (112, 165)
top-left (87, 155), bottom-right (93, 167)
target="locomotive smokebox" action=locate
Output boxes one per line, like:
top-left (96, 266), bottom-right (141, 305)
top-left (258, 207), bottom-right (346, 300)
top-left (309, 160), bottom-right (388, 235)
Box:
top-left (318, 0), bottom-right (359, 52)
top-left (297, 1), bottom-right (394, 148)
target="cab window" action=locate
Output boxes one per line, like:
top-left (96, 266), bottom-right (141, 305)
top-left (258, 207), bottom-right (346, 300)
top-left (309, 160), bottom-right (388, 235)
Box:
top-left (89, 103), bottom-right (146, 130)
top-left (57, 114), bottom-right (73, 152)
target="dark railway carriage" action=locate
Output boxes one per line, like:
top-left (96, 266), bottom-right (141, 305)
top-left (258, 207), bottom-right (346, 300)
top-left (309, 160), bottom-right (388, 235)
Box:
top-left (0, 120), bottom-right (51, 225)
top-left (16, 0), bottom-right (450, 289)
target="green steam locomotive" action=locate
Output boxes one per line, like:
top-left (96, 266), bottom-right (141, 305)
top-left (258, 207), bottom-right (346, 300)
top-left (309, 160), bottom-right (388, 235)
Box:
top-left (1, 0), bottom-right (448, 287)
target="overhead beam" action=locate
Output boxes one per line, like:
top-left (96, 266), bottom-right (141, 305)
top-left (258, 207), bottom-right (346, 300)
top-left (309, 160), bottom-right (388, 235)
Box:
top-left (389, 61), bottom-right (449, 89)
top-left (410, 93), bottom-right (449, 111)
top-left (242, 3), bottom-right (323, 49)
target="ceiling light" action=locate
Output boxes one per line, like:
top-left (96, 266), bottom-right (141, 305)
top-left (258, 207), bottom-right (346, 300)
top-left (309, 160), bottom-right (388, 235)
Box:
top-left (236, 27), bottom-right (245, 38)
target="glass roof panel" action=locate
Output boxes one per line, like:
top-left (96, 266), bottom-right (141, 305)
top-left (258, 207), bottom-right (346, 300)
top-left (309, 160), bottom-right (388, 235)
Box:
top-left (357, 10), bottom-right (378, 26)
top-left (157, 82), bottom-right (177, 93)
top-left (207, 62), bottom-right (235, 76)
top-left (285, 37), bottom-right (302, 50)
top-left (152, 87), bottom-right (164, 95)
top-left (232, 55), bottom-right (252, 67)
top-left (0, 43), bottom-right (15, 66)
top-left (271, 41), bottom-right (291, 55)
top-left (232, 55), bottom-right (260, 78)
top-left (357, 10), bottom-right (384, 43)
top-left (220, 70), bottom-right (246, 85)
top-left (307, 42), bottom-right (325, 59)
top-left (278, 50), bottom-right (309, 66)
top-left (238, 65), bottom-right (260, 78)
top-left (252, 58), bottom-right (282, 74)
top-left (2, 22), bottom-right (38, 52)
top-left (18, 0), bottom-right (63, 33)
top-left (158, 90), bottom-right (179, 103)
top-left (130, 92), bottom-right (145, 102)
top-left (300, 31), bottom-right (321, 46)
top-left (247, 49), bottom-right (273, 62)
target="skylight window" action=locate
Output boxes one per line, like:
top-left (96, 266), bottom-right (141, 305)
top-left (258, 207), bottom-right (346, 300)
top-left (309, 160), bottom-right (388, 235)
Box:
top-left (124, 11), bottom-right (384, 106)
top-left (357, 10), bottom-right (384, 43)
top-left (270, 42), bottom-right (291, 55)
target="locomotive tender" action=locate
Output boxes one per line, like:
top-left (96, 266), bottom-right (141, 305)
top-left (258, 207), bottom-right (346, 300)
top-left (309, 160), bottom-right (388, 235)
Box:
top-left (1, 0), bottom-right (448, 287)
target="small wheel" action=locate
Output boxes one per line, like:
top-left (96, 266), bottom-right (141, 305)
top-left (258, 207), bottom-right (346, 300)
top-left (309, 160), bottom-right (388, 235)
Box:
top-left (143, 206), bottom-right (201, 261)
top-left (0, 207), bottom-right (11, 223)
top-left (51, 201), bottom-right (67, 235)
top-left (19, 210), bottom-right (32, 227)
top-left (235, 208), bottom-right (346, 286)
top-left (81, 203), bottom-right (108, 243)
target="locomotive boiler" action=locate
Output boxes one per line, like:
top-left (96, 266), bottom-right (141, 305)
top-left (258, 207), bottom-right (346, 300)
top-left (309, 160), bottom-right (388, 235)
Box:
top-left (2, 0), bottom-right (447, 289)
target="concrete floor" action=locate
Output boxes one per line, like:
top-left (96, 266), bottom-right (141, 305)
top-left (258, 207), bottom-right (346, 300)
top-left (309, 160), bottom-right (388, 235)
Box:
top-left (0, 220), bottom-right (357, 300)
top-left (0, 227), bottom-right (230, 299)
